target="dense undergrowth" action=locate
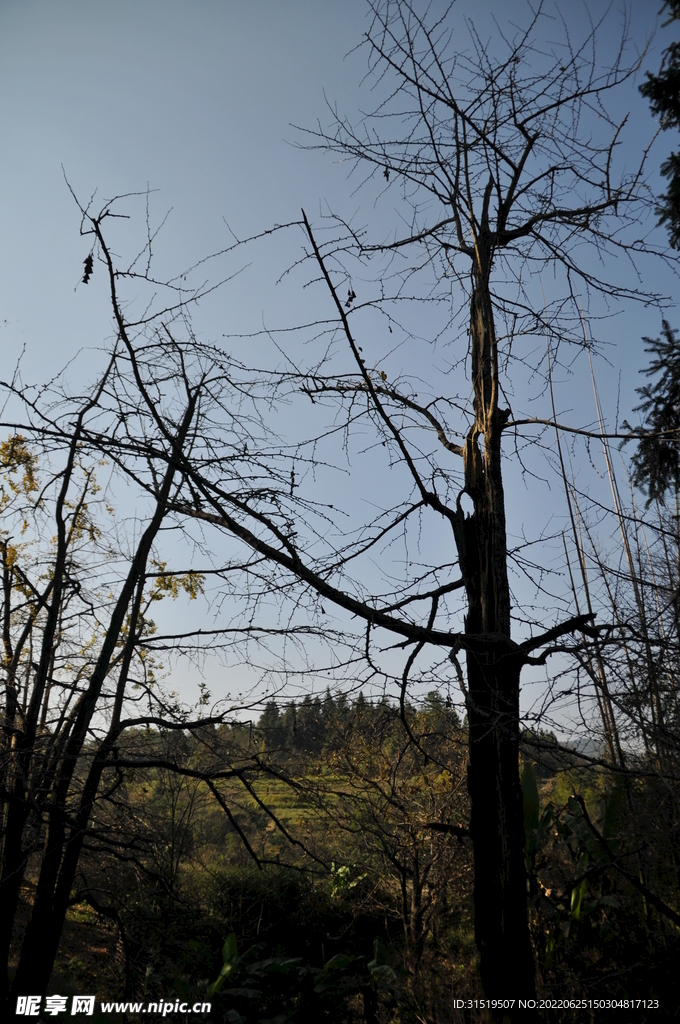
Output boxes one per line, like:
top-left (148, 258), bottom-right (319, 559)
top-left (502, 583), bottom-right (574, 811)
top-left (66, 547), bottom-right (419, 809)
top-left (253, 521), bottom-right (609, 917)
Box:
top-left (14, 694), bottom-right (679, 1022)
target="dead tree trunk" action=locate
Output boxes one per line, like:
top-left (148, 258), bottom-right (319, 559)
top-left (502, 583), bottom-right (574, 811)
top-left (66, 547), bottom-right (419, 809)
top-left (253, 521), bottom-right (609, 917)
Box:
top-left (453, 255), bottom-right (534, 996)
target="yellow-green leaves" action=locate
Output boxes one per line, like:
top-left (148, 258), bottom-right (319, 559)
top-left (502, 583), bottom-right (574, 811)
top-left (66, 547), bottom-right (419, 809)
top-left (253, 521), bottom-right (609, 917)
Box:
top-left (0, 434), bottom-right (38, 514)
top-left (207, 933), bottom-right (238, 997)
top-left (570, 854), bottom-right (589, 920)
top-left (149, 560), bottom-right (205, 602)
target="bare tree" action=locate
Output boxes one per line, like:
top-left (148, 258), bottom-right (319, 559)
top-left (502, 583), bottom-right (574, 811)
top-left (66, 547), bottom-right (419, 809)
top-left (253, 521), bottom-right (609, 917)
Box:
top-left (159, 0), bottom-right (672, 1003)
top-left (0, 193), bottom-right (313, 1002)
top-left (554, 344), bottom-right (680, 924)
top-left (296, 0), bottom-right (673, 999)
top-left (1, 5), bottom-right (673, 1010)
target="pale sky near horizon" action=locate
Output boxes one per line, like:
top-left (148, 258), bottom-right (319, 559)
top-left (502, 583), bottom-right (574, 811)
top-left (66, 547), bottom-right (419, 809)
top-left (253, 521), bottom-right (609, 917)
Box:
top-left (0, 0), bottom-right (675, 729)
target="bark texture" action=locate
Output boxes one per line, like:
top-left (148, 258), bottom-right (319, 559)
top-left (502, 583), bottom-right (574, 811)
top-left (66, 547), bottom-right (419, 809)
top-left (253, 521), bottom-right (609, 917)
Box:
top-left (452, 256), bottom-right (535, 998)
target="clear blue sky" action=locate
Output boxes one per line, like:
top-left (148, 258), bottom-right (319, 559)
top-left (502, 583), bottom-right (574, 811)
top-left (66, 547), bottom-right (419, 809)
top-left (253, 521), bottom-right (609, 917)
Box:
top-left (0, 0), bottom-right (368, 377)
top-left (0, 0), bottom-right (667, 376)
top-left (0, 0), bottom-right (674, 725)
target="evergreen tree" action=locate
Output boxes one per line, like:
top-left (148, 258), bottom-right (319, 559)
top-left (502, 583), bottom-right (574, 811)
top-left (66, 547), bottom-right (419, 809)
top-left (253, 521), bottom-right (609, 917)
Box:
top-left (632, 7), bottom-right (680, 499)
top-left (641, 1), bottom-right (680, 245)
top-left (628, 321), bottom-right (680, 502)
top-left (297, 694), bottom-right (325, 753)
top-left (258, 700), bottom-right (285, 751)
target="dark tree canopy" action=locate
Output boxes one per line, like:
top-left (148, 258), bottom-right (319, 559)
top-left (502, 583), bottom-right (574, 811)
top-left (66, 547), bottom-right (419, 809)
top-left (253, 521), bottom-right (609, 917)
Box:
top-left (634, 4), bottom-right (680, 500)
top-left (641, 0), bottom-right (680, 246)
top-left (628, 321), bottom-right (680, 502)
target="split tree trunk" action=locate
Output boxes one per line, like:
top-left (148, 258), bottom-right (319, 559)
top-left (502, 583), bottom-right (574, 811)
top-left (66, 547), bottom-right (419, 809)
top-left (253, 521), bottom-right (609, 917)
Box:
top-left (452, 254), bottom-right (535, 1000)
